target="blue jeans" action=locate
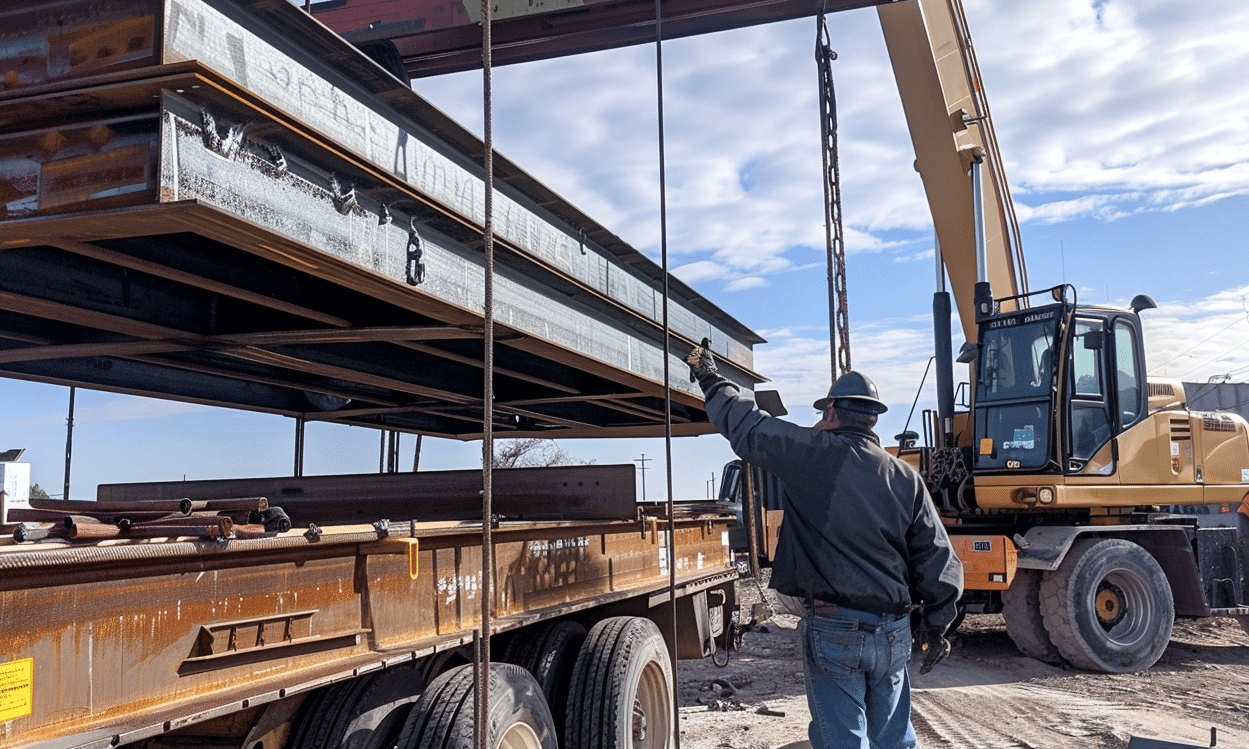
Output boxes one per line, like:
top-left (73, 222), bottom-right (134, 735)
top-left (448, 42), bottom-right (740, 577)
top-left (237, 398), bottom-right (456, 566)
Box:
top-left (803, 606), bottom-right (917, 749)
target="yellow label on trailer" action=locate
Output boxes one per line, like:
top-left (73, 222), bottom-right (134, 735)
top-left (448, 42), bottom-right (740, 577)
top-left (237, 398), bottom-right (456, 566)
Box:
top-left (0, 658), bottom-right (33, 722)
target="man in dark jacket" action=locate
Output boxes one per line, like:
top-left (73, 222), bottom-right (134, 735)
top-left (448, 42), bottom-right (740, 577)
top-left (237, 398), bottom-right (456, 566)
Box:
top-left (686, 341), bottom-right (963, 749)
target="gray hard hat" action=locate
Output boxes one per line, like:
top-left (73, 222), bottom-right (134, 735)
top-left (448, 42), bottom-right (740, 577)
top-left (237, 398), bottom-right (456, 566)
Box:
top-left (813, 370), bottom-right (889, 415)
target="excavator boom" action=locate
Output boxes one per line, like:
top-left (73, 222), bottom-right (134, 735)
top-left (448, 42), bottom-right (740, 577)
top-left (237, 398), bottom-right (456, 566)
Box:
top-left (878, 0), bottom-right (1026, 341)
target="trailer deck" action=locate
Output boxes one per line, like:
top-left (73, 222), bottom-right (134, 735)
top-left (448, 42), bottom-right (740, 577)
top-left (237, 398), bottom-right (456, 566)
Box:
top-left (0, 465), bottom-right (737, 749)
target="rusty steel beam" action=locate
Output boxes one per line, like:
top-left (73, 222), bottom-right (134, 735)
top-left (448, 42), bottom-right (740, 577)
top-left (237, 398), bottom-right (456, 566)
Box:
top-left (49, 238), bottom-right (354, 328)
top-left (306, 0), bottom-right (897, 77)
top-left (97, 464), bottom-right (641, 520)
top-left (0, 0), bottom-right (765, 438)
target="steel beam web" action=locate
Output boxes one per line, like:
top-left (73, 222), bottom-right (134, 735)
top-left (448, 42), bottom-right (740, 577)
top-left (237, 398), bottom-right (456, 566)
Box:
top-left (817, 12), bottom-right (851, 379)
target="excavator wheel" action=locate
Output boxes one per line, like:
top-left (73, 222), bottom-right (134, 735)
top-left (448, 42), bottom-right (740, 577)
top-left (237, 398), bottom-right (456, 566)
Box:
top-left (1002, 569), bottom-right (1062, 664)
top-left (1039, 538), bottom-right (1173, 673)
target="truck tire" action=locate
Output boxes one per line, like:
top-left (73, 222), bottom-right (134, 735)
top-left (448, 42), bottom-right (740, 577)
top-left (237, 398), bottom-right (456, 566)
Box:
top-left (288, 664), bottom-right (427, 749)
top-left (502, 620), bottom-right (587, 743)
top-left (397, 663), bottom-right (556, 749)
top-left (565, 617), bottom-right (673, 749)
top-left (1039, 538), bottom-right (1174, 673)
top-left (1002, 569), bottom-right (1062, 664)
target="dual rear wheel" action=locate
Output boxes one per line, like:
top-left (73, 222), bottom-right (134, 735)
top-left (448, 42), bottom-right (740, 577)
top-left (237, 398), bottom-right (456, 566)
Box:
top-left (1002, 537), bottom-right (1173, 673)
top-left (285, 615), bottom-right (673, 749)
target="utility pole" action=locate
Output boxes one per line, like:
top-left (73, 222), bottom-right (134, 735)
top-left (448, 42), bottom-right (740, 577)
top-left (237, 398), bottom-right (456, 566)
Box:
top-left (63, 387), bottom-right (75, 500)
top-left (634, 453), bottom-right (651, 502)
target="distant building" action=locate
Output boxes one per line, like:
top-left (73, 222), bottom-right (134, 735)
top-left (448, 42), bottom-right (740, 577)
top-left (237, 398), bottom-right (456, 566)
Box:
top-left (1184, 382), bottom-right (1249, 422)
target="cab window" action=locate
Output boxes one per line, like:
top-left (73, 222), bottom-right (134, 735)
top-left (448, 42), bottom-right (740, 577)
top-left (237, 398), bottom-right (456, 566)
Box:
top-left (1114, 321), bottom-right (1143, 429)
top-left (1069, 319), bottom-right (1111, 462)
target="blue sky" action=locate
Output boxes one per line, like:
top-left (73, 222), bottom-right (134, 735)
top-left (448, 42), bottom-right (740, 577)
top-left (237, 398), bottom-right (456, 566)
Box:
top-left (5, 0), bottom-right (1249, 501)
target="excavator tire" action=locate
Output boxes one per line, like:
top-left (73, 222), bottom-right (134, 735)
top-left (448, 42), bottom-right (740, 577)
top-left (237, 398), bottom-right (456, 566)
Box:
top-left (1039, 537), bottom-right (1173, 673)
top-left (1001, 569), bottom-right (1062, 664)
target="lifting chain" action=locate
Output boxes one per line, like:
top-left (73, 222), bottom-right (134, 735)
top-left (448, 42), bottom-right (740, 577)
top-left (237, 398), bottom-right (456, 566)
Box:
top-left (817, 13), bottom-right (851, 379)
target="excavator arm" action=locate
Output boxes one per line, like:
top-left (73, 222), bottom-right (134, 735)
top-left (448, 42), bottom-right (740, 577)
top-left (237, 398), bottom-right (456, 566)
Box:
top-left (878, 0), bottom-right (1026, 342)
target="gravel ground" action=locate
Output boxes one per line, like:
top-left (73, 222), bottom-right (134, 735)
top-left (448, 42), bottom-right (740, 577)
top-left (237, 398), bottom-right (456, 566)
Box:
top-left (676, 579), bottom-right (1249, 749)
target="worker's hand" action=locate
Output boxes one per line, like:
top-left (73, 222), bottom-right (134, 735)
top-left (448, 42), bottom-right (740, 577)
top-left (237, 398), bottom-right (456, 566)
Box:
top-left (918, 627), bottom-right (951, 674)
top-left (684, 337), bottom-right (717, 383)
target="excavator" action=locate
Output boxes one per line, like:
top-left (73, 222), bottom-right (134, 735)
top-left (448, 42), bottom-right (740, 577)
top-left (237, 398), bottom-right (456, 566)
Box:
top-left (876, 0), bottom-right (1249, 675)
top-left (313, 0), bottom-right (1249, 672)
top-left (739, 0), bottom-right (1249, 674)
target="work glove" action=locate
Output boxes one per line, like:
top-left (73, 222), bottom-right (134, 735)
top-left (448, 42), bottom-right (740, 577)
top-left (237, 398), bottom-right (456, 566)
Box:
top-left (684, 337), bottom-right (717, 383)
top-left (918, 627), bottom-right (951, 674)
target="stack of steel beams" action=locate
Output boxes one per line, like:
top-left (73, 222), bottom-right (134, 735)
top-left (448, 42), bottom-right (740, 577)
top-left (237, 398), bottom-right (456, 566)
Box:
top-left (0, 0), bottom-right (763, 438)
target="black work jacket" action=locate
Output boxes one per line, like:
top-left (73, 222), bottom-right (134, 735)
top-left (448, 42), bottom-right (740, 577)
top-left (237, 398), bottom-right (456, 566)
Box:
top-left (702, 374), bottom-right (964, 631)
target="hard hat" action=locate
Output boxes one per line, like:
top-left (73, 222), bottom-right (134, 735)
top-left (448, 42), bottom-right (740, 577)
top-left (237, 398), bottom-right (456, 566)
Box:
top-left (813, 371), bottom-right (888, 414)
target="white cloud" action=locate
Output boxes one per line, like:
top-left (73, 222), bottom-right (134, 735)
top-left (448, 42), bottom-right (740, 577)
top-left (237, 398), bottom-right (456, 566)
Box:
top-left (725, 277), bottom-right (769, 292)
top-left (672, 260), bottom-right (730, 284)
top-left (1143, 285), bottom-right (1249, 381)
top-left (417, 0), bottom-right (1249, 287)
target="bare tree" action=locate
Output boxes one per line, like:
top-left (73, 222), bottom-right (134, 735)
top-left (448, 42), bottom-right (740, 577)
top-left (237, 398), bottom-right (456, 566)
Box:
top-left (492, 438), bottom-right (591, 469)
top-left (29, 484), bottom-right (50, 499)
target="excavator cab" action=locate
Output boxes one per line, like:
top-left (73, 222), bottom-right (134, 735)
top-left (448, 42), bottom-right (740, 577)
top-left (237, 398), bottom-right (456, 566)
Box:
top-left (1062, 310), bottom-right (1149, 473)
top-left (969, 290), bottom-right (1151, 480)
top-left (971, 302), bottom-right (1064, 473)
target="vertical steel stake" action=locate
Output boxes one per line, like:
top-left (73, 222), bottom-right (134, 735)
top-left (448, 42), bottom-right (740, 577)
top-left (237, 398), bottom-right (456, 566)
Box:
top-left (477, 0), bottom-right (497, 744)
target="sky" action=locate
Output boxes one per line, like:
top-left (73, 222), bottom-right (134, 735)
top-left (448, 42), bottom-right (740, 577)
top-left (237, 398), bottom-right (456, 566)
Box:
top-left (4, 0), bottom-right (1249, 502)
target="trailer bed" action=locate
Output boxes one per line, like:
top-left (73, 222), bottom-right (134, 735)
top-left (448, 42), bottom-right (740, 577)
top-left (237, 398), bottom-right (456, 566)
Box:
top-left (0, 465), bottom-right (737, 749)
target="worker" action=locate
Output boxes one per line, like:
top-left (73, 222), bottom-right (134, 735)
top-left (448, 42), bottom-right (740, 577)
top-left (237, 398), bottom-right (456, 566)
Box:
top-left (685, 340), bottom-right (963, 749)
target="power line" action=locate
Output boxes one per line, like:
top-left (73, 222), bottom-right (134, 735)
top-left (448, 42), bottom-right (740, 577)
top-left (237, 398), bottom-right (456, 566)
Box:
top-left (1149, 292), bottom-right (1249, 374)
top-left (1152, 315), bottom-right (1246, 373)
top-left (1179, 332), bottom-right (1249, 380)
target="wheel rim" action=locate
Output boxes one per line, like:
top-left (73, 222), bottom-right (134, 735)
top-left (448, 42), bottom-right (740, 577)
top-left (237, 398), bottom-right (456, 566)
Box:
top-left (1093, 568), bottom-right (1154, 646)
top-left (1095, 581), bottom-right (1126, 628)
top-left (496, 722), bottom-right (543, 749)
top-left (632, 661), bottom-right (671, 749)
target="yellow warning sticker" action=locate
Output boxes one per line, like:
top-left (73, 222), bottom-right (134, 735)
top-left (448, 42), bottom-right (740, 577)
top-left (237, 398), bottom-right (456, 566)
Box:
top-left (0, 658), bottom-right (33, 722)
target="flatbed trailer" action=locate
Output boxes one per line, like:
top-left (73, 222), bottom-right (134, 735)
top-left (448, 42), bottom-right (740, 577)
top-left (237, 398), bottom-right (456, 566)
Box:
top-left (0, 0), bottom-right (762, 747)
top-left (1, 465), bottom-right (738, 749)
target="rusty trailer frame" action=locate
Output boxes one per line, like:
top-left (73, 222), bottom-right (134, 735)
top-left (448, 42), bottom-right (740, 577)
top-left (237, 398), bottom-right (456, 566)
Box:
top-left (0, 465), bottom-right (738, 749)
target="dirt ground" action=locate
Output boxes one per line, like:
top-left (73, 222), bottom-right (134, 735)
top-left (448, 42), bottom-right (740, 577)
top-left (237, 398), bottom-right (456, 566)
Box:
top-left (676, 579), bottom-right (1249, 748)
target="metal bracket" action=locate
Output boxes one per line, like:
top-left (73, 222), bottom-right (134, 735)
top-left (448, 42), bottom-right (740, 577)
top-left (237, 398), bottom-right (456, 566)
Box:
top-left (200, 109), bottom-right (245, 158)
top-left (328, 173), bottom-right (358, 214)
top-left (406, 217), bottom-right (426, 286)
top-left (261, 142), bottom-right (287, 172)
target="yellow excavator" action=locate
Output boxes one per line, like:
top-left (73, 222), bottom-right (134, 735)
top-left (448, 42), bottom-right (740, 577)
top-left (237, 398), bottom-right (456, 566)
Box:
top-left (882, 0), bottom-right (1249, 674)
top-left (727, 0), bottom-right (1249, 674)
